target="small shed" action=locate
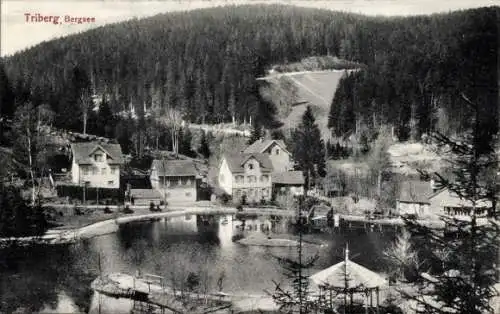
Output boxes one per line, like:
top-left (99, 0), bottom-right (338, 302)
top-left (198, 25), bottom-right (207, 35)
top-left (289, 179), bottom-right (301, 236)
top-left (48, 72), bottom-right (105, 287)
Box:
top-left (310, 246), bottom-right (388, 313)
top-left (271, 171), bottom-right (305, 199)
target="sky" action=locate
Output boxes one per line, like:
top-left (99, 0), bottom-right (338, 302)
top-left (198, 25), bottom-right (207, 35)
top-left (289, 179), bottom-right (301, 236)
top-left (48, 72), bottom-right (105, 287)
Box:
top-left (1, 0), bottom-right (497, 56)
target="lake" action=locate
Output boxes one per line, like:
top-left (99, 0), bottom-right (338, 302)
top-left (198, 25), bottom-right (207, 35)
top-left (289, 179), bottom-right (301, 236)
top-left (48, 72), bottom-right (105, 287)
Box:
top-left (0, 214), bottom-right (397, 313)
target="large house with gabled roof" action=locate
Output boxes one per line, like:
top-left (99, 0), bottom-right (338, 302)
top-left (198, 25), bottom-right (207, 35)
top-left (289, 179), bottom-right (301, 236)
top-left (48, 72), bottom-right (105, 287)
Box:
top-left (218, 139), bottom-right (304, 203)
top-left (218, 153), bottom-right (274, 202)
top-left (70, 142), bottom-right (123, 189)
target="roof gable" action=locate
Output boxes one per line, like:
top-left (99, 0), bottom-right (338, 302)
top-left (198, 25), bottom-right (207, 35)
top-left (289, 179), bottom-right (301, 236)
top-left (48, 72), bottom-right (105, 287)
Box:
top-left (243, 139), bottom-right (290, 155)
top-left (222, 153), bottom-right (274, 174)
top-left (71, 142), bottom-right (123, 165)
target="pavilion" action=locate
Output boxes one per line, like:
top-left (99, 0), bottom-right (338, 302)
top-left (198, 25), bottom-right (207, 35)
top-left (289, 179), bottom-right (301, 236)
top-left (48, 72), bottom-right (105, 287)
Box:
top-left (309, 245), bottom-right (388, 314)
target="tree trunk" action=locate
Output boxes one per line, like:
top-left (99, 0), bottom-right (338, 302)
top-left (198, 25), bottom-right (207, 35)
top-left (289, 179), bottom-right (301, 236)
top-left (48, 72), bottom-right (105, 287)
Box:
top-left (27, 127), bottom-right (35, 206)
top-left (83, 110), bottom-right (87, 135)
top-left (377, 170), bottom-right (382, 198)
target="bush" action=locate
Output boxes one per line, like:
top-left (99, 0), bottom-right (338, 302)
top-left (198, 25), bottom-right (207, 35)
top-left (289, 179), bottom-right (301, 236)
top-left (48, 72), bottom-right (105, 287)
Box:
top-left (104, 206), bottom-right (113, 214)
top-left (219, 193), bottom-right (231, 205)
top-left (123, 205), bottom-right (134, 214)
top-left (231, 234), bottom-right (245, 242)
top-left (236, 205), bottom-right (243, 212)
top-left (149, 201), bottom-right (155, 211)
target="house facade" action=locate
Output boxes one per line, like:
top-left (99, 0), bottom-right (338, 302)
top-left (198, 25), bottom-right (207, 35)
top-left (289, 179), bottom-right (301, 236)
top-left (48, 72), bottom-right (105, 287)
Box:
top-left (150, 159), bottom-right (198, 203)
top-left (218, 153), bottom-right (273, 203)
top-left (396, 180), bottom-right (433, 217)
top-left (429, 188), bottom-right (493, 219)
top-left (70, 142), bottom-right (123, 189)
top-left (243, 139), bottom-right (292, 173)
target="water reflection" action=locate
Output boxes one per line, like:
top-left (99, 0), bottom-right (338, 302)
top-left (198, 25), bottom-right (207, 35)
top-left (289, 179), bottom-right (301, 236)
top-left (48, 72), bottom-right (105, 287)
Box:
top-left (1, 214), bottom-right (397, 313)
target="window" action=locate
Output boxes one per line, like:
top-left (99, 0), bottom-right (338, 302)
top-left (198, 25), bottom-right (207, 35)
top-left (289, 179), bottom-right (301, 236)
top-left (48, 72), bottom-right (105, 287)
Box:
top-left (110, 167), bottom-right (117, 174)
top-left (178, 179), bottom-right (182, 186)
top-left (92, 167), bottom-right (98, 175)
top-left (101, 168), bottom-right (106, 175)
top-left (248, 163), bottom-right (254, 170)
top-left (247, 175), bottom-right (256, 183)
top-left (187, 179), bottom-right (192, 186)
top-left (84, 181), bottom-right (91, 185)
top-left (82, 166), bottom-right (90, 175)
top-left (262, 188), bottom-right (268, 196)
top-left (260, 175), bottom-right (268, 183)
top-left (235, 175), bottom-right (244, 183)
top-left (108, 181), bottom-right (114, 186)
top-left (276, 148), bottom-right (280, 155)
top-left (94, 154), bottom-right (104, 162)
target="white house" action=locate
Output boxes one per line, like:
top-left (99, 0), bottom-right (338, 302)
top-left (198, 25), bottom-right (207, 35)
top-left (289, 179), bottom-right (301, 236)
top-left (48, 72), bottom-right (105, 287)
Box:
top-left (243, 139), bottom-right (293, 173)
top-left (218, 153), bottom-right (274, 203)
top-left (70, 142), bottom-right (123, 189)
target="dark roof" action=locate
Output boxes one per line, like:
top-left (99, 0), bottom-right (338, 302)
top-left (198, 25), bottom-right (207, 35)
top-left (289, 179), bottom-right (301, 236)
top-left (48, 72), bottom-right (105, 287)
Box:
top-left (398, 180), bottom-right (433, 204)
top-left (272, 171), bottom-right (304, 185)
top-left (243, 139), bottom-right (289, 154)
top-left (151, 159), bottom-right (198, 177)
top-left (222, 153), bottom-right (274, 173)
top-left (71, 142), bottom-right (123, 165)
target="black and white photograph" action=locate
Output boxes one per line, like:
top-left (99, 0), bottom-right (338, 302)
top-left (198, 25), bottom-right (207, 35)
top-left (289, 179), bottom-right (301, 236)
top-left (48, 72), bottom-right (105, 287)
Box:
top-left (0, 0), bottom-right (499, 313)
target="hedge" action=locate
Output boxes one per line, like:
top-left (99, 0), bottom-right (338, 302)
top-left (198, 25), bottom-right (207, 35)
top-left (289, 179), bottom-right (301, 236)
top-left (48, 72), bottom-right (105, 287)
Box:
top-left (56, 185), bottom-right (124, 202)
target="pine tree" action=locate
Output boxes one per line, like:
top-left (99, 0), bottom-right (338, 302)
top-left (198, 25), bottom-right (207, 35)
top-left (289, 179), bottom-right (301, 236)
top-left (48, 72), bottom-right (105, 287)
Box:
top-left (179, 127), bottom-right (194, 157)
top-left (199, 130), bottom-right (211, 159)
top-left (248, 121), bottom-right (263, 145)
top-left (291, 106), bottom-right (327, 195)
top-left (401, 94), bottom-right (499, 314)
top-left (97, 95), bottom-right (115, 138)
top-left (270, 217), bottom-right (319, 314)
top-left (0, 61), bottom-right (15, 118)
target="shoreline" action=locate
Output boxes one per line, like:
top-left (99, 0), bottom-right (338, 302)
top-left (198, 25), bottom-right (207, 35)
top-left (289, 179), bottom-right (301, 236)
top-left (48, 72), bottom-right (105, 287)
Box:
top-left (0, 205), bottom-right (297, 248)
top-left (1, 203), bottom-right (471, 248)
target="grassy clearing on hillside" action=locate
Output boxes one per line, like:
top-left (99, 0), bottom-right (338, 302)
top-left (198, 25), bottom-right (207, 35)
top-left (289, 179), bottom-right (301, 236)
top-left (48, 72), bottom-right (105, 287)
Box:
top-left (265, 70), bottom-right (349, 140)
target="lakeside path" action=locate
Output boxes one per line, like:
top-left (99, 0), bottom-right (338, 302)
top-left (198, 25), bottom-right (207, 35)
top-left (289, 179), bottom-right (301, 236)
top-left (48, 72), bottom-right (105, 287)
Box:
top-left (0, 205), bottom-right (296, 247)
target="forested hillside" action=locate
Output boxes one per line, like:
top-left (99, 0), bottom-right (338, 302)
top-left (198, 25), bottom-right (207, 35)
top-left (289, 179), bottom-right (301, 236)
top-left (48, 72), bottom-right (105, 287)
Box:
top-left (328, 7), bottom-right (498, 141)
top-left (1, 4), bottom-right (498, 141)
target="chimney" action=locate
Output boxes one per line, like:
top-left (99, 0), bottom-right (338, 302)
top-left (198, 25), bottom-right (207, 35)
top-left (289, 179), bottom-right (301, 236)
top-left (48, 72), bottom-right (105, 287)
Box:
top-left (430, 179), bottom-right (438, 193)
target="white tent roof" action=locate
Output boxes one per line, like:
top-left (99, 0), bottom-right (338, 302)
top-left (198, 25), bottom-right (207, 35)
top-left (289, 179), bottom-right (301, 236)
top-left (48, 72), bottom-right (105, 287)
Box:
top-left (310, 248), bottom-right (387, 290)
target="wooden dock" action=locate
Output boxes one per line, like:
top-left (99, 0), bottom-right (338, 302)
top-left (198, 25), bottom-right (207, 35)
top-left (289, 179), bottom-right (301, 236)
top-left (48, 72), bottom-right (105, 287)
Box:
top-left (91, 273), bottom-right (276, 314)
